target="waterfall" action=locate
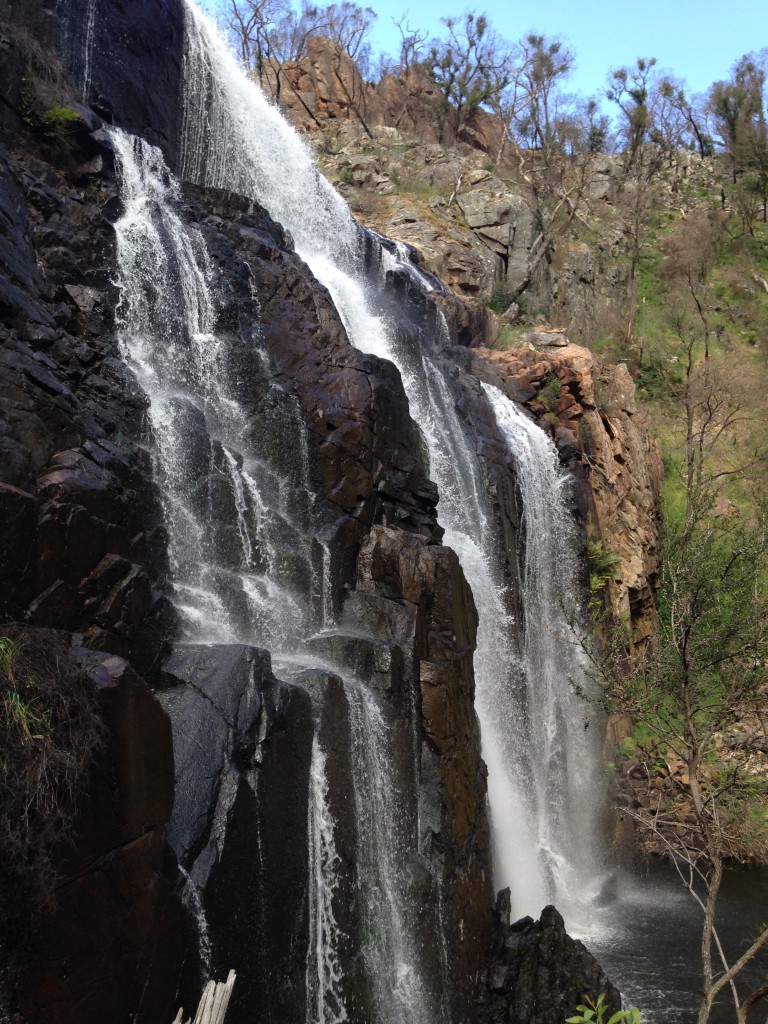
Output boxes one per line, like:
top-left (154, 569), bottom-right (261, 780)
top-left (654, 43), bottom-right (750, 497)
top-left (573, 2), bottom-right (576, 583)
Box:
top-left (175, 0), bottom-right (607, 924)
top-left (111, 127), bottom-right (315, 656)
top-left (111, 116), bottom-right (436, 1022)
top-left (482, 383), bottom-right (606, 921)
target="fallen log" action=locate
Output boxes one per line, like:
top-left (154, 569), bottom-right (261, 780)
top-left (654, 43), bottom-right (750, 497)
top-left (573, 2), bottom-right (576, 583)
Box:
top-left (172, 971), bottom-right (236, 1024)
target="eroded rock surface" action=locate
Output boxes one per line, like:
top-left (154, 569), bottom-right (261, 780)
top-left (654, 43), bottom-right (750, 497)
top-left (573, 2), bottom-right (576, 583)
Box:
top-left (477, 892), bottom-right (621, 1024)
top-left (471, 343), bottom-right (664, 648)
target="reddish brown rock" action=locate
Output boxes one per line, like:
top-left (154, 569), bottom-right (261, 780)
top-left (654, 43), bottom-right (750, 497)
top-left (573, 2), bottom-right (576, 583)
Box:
top-left (350, 525), bottom-right (492, 1019)
top-left (15, 648), bottom-right (193, 1024)
top-left (472, 343), bottom-right (664, 650)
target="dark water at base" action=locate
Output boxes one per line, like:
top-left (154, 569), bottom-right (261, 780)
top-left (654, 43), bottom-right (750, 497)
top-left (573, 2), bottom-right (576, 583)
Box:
top-left (579, 863), bottom-right (768, 1023)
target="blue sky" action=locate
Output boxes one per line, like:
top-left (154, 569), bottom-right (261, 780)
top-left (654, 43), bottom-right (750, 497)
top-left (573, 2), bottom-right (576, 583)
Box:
top-left (364, 0), bottom-right (767, 100)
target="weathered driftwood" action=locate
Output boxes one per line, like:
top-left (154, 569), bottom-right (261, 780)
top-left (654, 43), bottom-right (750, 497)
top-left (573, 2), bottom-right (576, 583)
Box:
top-left (172, 971), bottom-right (236, 1024)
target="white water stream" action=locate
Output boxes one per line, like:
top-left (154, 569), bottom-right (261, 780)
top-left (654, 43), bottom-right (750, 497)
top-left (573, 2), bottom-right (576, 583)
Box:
top-left (111, 127), bottom-right (314, 655)
top-left (482, 383), bottom-right (606, 920)
top-left (347, 683), bottom-right (440, 1024)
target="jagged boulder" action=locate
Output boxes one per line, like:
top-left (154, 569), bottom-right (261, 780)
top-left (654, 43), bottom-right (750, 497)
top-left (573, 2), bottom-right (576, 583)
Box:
top-left (477, 893), bottom-right (621, 1024)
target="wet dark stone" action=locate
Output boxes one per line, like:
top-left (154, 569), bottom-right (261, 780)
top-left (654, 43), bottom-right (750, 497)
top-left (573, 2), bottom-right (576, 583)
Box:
top-left (159, 643), bottom-right (314, 1024)
top-left (477, 893), bottom-right (621, 1024)
top-left (54, 0), bottom-right (185, 168)
top-left (15, 644), bottom-right (193, 1024)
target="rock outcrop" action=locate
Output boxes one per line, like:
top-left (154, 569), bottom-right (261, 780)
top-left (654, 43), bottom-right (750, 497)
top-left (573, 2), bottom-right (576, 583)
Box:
top-left (471, 343), bottom-right (663, 649)
top-left (477, 893), bottom-right (621, 1024)
top-left (345, 525), bottom-right (492, 1016)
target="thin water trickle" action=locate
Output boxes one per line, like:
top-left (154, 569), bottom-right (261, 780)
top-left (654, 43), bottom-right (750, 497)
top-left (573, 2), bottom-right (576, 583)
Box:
top-left (347, 683), bottom-right (440, 1024)
top-left (306, 736), bottom-right (348, 1024)
top-left (81, 0), bottom-right (96, 99)
top-left (178, 865), bottom-right (213, 982)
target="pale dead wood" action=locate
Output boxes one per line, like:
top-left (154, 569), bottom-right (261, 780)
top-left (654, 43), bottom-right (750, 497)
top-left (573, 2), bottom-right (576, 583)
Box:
top-left (173, 971), bottom-right (236, 1024)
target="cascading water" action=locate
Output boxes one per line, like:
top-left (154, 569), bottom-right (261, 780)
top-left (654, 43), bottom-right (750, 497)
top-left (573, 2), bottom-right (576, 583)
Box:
top-left (175, 11), bottom-right (457, 1024)
top-left (110, 2), bottom-right (610, 1015)
top-left (110, 127), bottom-right (315, 655)
top-left (175, 0), bottom-right (607, 925)
top-left (110, 127), bottom-right (350, 1018)
top-left (481, 383), bottom-right (606, 919)
top-left (111, 71), bottom-right (437, 1024)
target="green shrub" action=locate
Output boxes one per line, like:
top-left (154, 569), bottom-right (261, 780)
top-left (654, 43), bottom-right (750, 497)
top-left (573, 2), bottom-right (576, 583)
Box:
top-left (586, 540), bottom-right (622, 595)
top-left (36, 103), bottom-right (79, 138)
top-left (487, 282), bottom-right (515, 313)
top-left (538, 373), bottom-right (562, 412)
top-left (566, 993), bottom-right (641, 1024)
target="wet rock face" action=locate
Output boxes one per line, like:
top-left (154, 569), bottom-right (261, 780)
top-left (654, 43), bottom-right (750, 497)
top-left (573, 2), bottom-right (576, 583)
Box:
top-left (182, 186), bottom-right (442, 547)
top-left (0, 130), bottom-right (175, 676)
top-left (160, 644), bottom-right (314, 1024)
top-left (7, 0), bottom-right (186, 166)
top-left (346, 525), bottom-right (493, 1020)
top-left (477, 893), bottom-right (621, 1024)
top-left (15, 645), bottom-right (194, 1024)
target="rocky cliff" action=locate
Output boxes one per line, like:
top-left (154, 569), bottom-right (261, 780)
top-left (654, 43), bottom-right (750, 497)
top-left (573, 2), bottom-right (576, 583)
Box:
top-left (263, 38), bottom-right (634, 342)
top-left (0, 3), bottom-right (662, 1023)
top-left (471, 341), bottom-right (663, 650)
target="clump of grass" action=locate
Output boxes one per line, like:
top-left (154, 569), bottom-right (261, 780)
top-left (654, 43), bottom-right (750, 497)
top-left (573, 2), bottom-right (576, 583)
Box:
top-left (35, 103), bottom-right (79, 139)
top-left (538, 372), bottom-right (562, 412)
top-left (0, 627), bottom-right (104, 947)
top-left (487, 282), bottom-right (515, 314)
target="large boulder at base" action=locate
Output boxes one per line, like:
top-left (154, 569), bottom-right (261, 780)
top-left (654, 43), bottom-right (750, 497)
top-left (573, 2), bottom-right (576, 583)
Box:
top-left (477, 893), bottom-right (621, 1024)
top-left (159, 643), bottom-right (314, 1024)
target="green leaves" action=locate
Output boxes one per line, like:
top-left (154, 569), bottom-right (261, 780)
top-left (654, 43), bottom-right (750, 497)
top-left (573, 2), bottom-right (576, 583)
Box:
top-left (566, 993), bottom-right (642, 1024)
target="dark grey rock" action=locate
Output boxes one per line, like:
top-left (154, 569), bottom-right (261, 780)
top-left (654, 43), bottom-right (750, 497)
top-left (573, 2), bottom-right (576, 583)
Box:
top-left (477, 892), bottom-right (621, 1024)
top-left (159, 642), bottom-right (314, 1024)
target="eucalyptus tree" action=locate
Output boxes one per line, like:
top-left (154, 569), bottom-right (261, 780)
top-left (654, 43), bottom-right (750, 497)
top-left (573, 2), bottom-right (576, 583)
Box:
top-left (428, 11), bottom-right (512, 139)
top-left (708, 51), bottom-right (767, 182)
